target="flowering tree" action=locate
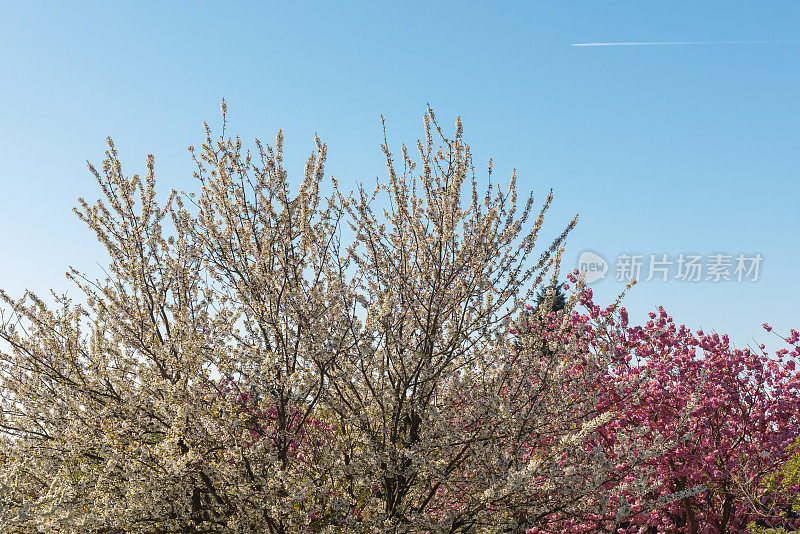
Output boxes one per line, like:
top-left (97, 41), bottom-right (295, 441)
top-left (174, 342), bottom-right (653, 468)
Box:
top-left (2, 103), bottom-right (795, 533)
top-left (1, 104), bottom-right (637, 533)
top-left (614, 312), bottom-right (800, 533)
top-left (531, 289), bottom-right (800, 534)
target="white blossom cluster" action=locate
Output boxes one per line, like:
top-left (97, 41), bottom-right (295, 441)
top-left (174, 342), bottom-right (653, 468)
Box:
top-left (0, 104), bottom-right (666, 533)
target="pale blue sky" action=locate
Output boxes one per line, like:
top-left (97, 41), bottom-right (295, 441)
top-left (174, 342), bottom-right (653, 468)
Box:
top-left (1, 1), bottom-right (799, 351)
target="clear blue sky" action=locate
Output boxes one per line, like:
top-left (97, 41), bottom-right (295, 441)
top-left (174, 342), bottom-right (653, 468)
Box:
top-left (1, 1), bottom-right (798, 352)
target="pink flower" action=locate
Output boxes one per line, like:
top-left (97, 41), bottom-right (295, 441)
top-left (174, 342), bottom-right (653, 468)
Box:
top-left (788, 329), bottom-right (800, 344)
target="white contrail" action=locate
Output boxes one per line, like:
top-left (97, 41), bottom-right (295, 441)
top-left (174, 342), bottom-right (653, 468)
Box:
top-left (572, 40), bottom-right (800, 47)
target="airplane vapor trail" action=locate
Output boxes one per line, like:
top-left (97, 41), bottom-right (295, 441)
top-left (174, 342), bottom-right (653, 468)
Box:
top-left (572, 40), bottom-right (800, 47)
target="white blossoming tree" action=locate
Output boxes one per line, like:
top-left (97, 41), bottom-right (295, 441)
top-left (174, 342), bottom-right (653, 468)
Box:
top-left (0, 104), bottom-right (665, 533)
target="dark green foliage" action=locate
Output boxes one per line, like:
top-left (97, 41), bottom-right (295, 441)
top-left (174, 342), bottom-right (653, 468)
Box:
top-left (533, 282), bottom-right (567, 315)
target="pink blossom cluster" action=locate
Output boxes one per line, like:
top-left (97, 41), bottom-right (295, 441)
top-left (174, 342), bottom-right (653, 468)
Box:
top-left (519, 271), bottom-right (800, 533)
